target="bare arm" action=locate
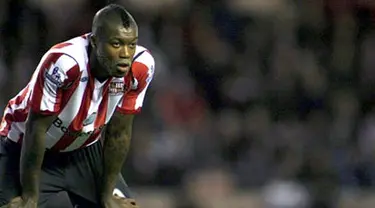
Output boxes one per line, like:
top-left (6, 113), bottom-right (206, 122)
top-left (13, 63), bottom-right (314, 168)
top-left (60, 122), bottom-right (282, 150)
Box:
top-left (20, 110), bottom-right (55, 201)
top-left (18, 53), bottom-right (79, 202)
top-left (101, 111), bottom-right (134, 205)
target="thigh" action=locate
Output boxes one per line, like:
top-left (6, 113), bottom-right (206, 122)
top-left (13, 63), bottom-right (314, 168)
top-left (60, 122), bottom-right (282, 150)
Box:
top-left (0, 138), bottom-right (67, 207)
top-left (67, 192), bottom-right (100, 208)
top-left (38, 168), bottom-right (66, 207)
top-left (65, 142), bottom-right (134, 204)
top-left (45, 192), bottom-right (73, 208)
top-left (38, 149), bottom-right (68, 207)
top-left (0, 138), bottom-right (21, 206)
top-left (65, 141), bottom-right (103, 204)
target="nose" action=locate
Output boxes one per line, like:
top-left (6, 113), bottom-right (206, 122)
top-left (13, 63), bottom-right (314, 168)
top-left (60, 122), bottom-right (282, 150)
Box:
top-left (119, 46), bottom-right (131, 59)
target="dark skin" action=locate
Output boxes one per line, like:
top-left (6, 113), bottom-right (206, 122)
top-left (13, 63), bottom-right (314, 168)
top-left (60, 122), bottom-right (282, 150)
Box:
top-left (12, 15), bottom-right (139, 208)
top-left (89, 17), bottom-right (138, 208)
top-left (90, 19), bottom-right (138, 81)
top-left (101, 111), bottom-right (134, 208)
top-left (19, 112), bottom-right (56, 207)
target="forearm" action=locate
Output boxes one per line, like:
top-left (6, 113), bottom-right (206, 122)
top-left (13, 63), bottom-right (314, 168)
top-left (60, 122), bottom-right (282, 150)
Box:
top-left (101, 132), bottom-right (131, 201)
top-left (20, 119), bottom-right (48, 199)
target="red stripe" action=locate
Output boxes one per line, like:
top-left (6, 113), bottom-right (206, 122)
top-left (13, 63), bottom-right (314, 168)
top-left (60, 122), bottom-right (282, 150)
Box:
top-left (124, 72), bottom-right (132, 92)
top-left (54, 89), bottom-right (63, 113)
top-left (51, 42), bottom-right (72, 49)
top-left (94, 81), bottom-right (110, 128)
top-left (0, 108), bottom-right (11, 136)
top-left (119, 62), bottom-right (149, 113)
top-left (58, 65), bottom-right (81, 112)
top-left (79, 129), bottom-right (101, 148)
top-left (79, 80), bottom-right (111, 148)
top-left (0, 108), bottom-right (29, 136)
top-left (51, 73), bottom-right (95, 151)
top-left (18, 133), bottom-right (24, 144)
top-left (2, 83), bottom-right (31, 135)
top-left (30, 53), bottom-right (64, 114)
top-left (9, 85), bottom-right (30, 106)
top-left (12, 109), bottom-right (29, 122)
top-left (116, 107), bottom-right (141, 115)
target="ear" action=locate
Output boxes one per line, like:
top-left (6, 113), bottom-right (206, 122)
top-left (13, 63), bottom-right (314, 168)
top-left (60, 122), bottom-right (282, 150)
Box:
top-left (90, 35), bottom-right (97, 48)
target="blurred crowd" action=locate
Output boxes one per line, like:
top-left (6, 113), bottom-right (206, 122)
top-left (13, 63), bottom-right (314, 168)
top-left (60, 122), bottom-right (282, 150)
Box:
top-left (2, 0), bottom-right (375, 207)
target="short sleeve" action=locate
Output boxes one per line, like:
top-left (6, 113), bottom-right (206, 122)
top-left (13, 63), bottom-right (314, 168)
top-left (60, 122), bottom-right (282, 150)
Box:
top-left (116, 51), bottom-right (155, 114)
top-left (30, 53), bottom-right (80, 115)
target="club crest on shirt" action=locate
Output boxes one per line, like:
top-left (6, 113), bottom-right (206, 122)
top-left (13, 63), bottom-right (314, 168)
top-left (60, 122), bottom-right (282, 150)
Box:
top-left (44, 66), bottom-right (64, 87)
top-left (109, 81), bottom-right (125, 96)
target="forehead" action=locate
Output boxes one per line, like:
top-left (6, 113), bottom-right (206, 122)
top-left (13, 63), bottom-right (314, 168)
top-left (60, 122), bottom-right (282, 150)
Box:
top-left (102, 23), bottom-right (138, 40)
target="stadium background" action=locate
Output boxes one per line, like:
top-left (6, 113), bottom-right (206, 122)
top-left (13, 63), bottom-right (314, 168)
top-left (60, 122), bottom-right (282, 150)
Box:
top-left (1, 0), bottom-right (375, 207)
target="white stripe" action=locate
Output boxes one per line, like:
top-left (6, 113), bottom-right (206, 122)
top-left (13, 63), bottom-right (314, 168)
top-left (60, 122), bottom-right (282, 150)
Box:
top-left (134, 51), bottom-right (155, 110)
top-left (8, 121), bottom-right (25, 141)
top-left (0, 113), bottom-right (7, 132)
top-left (5, 86), bottom-right (33, 142)
top-left (134, 80), bottom-right (151, 109)
top-left (134, 50), bottom-right (154, 73)
top-left (44, 70), bottom-right (88, 148)
top-left (55, 54), bottom-right (78, 73)
top-left (106, 95), bottom-right (122, 123)
top-left (62, 80), bottom-right (104, 151)
top-left (40, 55), bottom-right (77, 112)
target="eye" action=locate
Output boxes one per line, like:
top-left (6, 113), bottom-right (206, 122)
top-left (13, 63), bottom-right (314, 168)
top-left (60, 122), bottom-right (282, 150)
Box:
top-left (111, 42), bottom-right (120, 48)
top-left (129, 43), bottom-right (136, 48)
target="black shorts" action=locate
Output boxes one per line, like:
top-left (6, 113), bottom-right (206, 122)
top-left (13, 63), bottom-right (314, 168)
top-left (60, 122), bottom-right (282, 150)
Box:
top-left (0, 136), bottom-right (133, 208)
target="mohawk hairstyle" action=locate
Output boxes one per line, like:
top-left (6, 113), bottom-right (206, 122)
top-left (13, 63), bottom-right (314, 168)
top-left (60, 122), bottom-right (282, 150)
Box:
top-left (92, 4), bottom-right (136, 37)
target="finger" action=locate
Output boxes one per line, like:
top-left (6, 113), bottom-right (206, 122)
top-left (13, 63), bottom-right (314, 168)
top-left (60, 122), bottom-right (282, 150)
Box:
top-left (123, 199), bottom-right (137, 206)
top-left (113, 195), bottom-right (126, 200)
top-left (11, 196), bottom-right (22, 201)
top-left (114, 198), bottom-right (132, 206)
top-left (8, 201), bottom-right (20, 208)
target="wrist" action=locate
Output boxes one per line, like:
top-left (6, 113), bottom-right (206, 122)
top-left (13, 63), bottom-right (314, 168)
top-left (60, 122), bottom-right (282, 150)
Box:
top-left (21, 193), bottom-right (38, 202)
top-left (100, 194), bottom-right (112, 206)
top-left (21, 180), bottom-right (39, 201)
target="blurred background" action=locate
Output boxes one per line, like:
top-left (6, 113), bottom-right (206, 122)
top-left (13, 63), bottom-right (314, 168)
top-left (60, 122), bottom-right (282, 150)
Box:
top-left (1, 0), bottom-right (375, 207)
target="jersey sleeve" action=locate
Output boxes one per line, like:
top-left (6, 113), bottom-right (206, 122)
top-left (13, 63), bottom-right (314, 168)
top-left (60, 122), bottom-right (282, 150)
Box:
top-left (30, 52), bottom-right (80, 115)
top-left (116, 51), bottom-right (155, 115)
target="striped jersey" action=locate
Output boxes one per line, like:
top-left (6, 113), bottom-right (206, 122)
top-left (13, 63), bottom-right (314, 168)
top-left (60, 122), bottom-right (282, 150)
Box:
top-left (0, 34), bottom-right (155, 152)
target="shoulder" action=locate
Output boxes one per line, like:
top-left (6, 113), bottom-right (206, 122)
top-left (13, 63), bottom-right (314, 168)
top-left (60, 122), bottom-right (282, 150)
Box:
top-left (40, 34), bottom-right (91, 80)
top-left (47, 34), bottom-right (90, 71)
top-left (38, 52), bottom-right (81, 86)
top-left (131, 46), bottom-right (155, 78)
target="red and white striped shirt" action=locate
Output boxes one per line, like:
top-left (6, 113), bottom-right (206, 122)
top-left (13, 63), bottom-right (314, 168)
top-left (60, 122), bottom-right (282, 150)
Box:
top-left (0, 34), bottom-right (155, 152)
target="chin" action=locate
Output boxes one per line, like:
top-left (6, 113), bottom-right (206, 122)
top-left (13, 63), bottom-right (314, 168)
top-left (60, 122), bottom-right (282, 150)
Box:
top-left (113, 73), bottom-right (127, 78)
top-left (110, 70), bottom-right (125, 78)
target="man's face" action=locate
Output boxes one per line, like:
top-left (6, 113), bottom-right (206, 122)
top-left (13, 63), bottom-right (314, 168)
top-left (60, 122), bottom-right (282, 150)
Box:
top-left (94, 24), bottom-right (138, 78)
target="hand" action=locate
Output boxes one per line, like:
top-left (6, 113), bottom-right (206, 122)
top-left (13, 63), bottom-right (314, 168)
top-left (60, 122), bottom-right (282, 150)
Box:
top-left (103, 195), bottom-right (139, 208)
top-left (2, 196), bottom-right (37, 208)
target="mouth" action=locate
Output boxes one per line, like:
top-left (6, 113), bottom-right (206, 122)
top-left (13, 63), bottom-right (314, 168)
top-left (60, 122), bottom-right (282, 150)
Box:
top-left (116, 63), bottom-right (130, 74)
